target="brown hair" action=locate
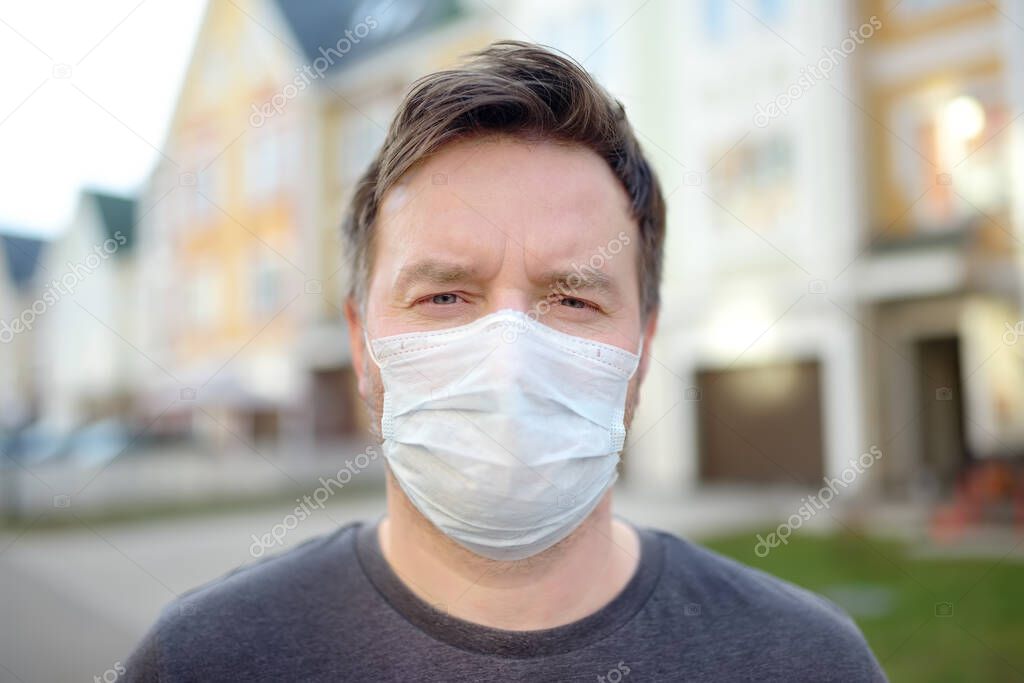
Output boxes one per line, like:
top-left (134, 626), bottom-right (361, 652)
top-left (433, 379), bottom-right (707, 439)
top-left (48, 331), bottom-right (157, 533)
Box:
top-left (341, 40), bottom-right (666, 316)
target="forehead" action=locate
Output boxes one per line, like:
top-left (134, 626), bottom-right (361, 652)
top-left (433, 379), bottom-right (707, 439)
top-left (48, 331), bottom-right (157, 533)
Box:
top-left (374, 136), bottom-right (635, 275)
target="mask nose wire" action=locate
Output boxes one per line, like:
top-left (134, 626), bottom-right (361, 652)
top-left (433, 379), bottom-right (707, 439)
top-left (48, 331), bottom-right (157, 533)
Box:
top-left (364, 311), bottom-right (644, 369)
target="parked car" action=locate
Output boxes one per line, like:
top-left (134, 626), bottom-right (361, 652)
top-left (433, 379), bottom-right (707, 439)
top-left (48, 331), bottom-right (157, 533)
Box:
top-left (3, 423), bottom-right (68, 467)
top-left (60, 420), bottom-right (133, 469)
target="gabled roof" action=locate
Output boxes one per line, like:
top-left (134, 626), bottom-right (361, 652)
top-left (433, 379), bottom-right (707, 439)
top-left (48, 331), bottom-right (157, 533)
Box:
top-left (0, 232), bottom-right (47, 291)
top-left (272, 0), bottom-right (462, 73)
top-left (86, 190), bottom-right (136, 252)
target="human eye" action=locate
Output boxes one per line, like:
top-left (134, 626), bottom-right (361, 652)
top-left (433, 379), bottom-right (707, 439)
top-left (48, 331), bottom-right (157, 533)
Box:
top-left (557, 296), bottom-right (598, 311)
top-left (413, 292), bottom-right (468, 308)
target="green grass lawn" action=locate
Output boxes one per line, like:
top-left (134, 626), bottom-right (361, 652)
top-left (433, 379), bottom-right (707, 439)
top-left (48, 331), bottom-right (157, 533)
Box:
top-left (703, 530), bottom-right (1024, 683)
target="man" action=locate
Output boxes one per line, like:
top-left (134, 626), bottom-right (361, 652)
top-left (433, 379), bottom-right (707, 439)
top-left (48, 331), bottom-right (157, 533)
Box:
top-left (125, 41), bottom-right (886, 681)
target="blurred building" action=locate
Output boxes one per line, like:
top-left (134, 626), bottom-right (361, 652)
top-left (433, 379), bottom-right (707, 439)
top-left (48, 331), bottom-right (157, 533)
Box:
top-left (631, 0), bottom-right (1024, 501)
top-left (0, 232), bottom-right (47, 430)
top-left (36, 190), bottom-right (138, 432)
top-left (0, 238), bottom-right (16, 430)
top-left (856, 0), bottom-right (1024, 495)
top-left (135, 0), bottom-right (490, 451)
top-left (279, 0), bottom-right (487, 446)
top-left (136, 0), bottom-right (318, 447)
top-left (5, 0), bottom-right (1015, 509)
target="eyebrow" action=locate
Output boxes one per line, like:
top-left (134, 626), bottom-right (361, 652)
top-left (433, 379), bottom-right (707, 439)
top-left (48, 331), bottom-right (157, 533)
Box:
top-left (536, 268), bottom-right (620, 300)
top-left (390, 261), bottom-right (622, 302)
top-left (393, 259), bottom-right (480, 299)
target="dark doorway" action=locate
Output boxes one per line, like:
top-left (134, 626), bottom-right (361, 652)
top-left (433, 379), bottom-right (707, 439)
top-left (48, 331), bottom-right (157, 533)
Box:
top-left (915, 337), bottom-right (968, 493)
top-left (251, 409), bottom-right (280, 442)
top-left (311, 366), bottom-right (359, 440)
top-left (697, 360), bottom-right (825, 486)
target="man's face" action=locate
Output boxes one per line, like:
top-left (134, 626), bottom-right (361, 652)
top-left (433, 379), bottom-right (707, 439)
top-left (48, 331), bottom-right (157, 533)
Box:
top-left (347, 135), bottom-right (656, 432)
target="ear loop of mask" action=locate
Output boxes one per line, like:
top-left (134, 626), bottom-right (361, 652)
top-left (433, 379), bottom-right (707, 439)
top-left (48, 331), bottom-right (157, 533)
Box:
top-left (628, 336), bottom-right (646, 379)
top-left (363, 328), bottom-right (383, 369)
top-left (362, 327), bottom-right (393, 439)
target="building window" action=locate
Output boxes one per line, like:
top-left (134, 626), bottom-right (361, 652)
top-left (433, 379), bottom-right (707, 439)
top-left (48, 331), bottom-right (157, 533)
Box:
top-left (703, 0), bottom-right (729, 41)
top-left (337, 98), bottom-right (393, 184)
top-left (199, 48), bottom-right (230, 99)
top-left (889, 0), bottom-right (971, 20)
top-left (195, 162), bottom-right (219, 220)
top-left (187, 265), bottom-right (221, 329)
top-left (703, 0), bottom-right (788, 42)
top-left (245, 124), bottom-right (291, 201)
top-left (709, 133), bottom-right (795, 234)
top-left (249, 249), bottom-right (286, 318)
top-left (884, 77), bottom-right (1010, 232)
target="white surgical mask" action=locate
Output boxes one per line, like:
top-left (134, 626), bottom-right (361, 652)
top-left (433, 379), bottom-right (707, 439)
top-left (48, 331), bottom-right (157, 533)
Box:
top-left (366, 309), bottom-right (641, 561)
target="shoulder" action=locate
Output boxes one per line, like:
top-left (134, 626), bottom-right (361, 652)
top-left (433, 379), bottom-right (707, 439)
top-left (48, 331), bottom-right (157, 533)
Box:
top-left (173, 520), bottom-right (362, 619)
top-left (123, 522), bottom-right (363, 681)
top-left (650, 529), bottom-right (887, 681)
top-left (654, 529), bottom-right (850, 619)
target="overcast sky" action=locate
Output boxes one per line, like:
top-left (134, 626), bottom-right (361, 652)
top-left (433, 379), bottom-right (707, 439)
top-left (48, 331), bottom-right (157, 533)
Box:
top-left (0, 0), bottom-right (207, 238)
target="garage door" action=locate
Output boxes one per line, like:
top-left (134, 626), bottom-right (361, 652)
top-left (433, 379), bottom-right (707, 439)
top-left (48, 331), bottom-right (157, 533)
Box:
top-left (697, 360), bottom-right (825, 486)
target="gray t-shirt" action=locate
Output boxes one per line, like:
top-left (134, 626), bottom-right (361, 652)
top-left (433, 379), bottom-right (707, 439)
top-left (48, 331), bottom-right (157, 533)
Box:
top-left (124, 519), bottom-right (887, 681)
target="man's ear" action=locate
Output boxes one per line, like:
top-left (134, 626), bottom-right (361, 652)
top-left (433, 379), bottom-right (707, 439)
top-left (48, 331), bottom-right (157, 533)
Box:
top-left (344, 297), bottom-right (370, 400)
top-left (636, 307), bottom-right (659, 387)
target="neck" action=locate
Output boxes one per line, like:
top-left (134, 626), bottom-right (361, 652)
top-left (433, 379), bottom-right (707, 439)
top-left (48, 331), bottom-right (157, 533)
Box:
top-left (377, 472), bottom-right (641, 631)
